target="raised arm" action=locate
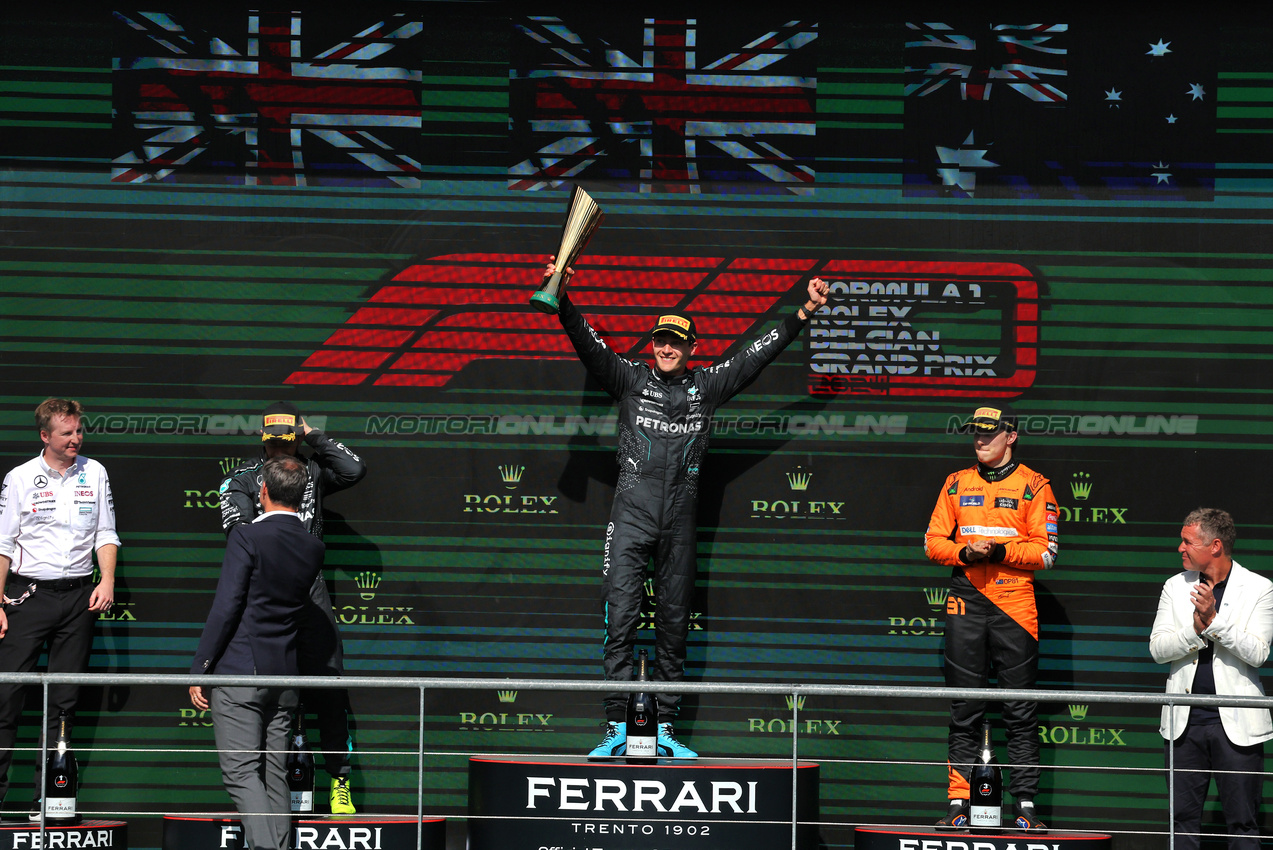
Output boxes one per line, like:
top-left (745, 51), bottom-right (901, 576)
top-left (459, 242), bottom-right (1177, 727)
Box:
top-left (695, 276), bottom-right (829, 405)
top-left (549, 258), bottom-right (646, 400)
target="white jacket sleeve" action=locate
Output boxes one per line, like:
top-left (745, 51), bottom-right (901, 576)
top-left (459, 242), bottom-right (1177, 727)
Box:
top-left (1150, 578), bottom-right (1205, 664)
top-left (1205, 581), bottom-right (1273, 668)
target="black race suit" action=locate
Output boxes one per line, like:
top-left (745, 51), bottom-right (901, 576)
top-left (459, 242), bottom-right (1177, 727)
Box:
top-left (559, 295), bottom-right (810, 720)
top-left (218, 428), bottom-right (366, 778)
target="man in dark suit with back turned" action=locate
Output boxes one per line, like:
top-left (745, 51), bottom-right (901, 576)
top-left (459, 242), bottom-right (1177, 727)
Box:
top-left (190, 455), bottom-right (325, 850)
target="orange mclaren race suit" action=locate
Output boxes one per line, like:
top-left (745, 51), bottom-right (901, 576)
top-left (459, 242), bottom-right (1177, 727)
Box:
top-left (924, 458), bottom-right (1058, 802)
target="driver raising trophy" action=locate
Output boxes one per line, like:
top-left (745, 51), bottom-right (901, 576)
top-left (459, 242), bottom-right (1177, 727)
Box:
top-left (541, 231), bottom-right (828, 758)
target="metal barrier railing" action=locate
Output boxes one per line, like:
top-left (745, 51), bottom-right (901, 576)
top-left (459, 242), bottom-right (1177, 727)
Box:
top-left (3, 672), bottom-right (1265, 850)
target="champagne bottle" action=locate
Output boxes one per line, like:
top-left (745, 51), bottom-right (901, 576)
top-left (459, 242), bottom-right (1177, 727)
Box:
top-left (625, 650), bottom-right (657, 760)
top-left (287, 706), bottom-right (315, 814)
top-left (44, 711), bottom-right (78, 822)
top-left (968, 718), bottom-right (1002, 828)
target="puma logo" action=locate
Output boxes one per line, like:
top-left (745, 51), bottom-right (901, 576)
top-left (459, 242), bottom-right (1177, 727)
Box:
top-left (626, 458), bottom-right (639, 470)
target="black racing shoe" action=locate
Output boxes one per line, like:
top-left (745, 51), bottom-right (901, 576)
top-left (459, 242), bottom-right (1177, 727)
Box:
top-left (935, 800), bottom-right (969, 830)
top-left (1013, 801), bottom-right (1048, 833)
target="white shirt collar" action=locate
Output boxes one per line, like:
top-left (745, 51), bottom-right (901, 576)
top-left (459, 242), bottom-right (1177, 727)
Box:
top-left (253, 510), bottom-right (301, 523)
top-left (37, 453), bottom-right (81, 479)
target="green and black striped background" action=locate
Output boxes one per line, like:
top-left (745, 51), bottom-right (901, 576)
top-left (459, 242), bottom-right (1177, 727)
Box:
top-left (3, 6), bottom-right (1273, 850)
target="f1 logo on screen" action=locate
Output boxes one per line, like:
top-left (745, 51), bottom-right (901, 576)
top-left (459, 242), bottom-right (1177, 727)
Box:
top-left (287, 255), bottom-right (1038, 398)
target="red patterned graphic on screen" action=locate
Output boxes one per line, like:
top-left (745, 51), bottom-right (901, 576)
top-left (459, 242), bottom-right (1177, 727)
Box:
top-left (287, 255), bottom-right (1037, 398)
top-left (287, 254), bottom-right (803, 387)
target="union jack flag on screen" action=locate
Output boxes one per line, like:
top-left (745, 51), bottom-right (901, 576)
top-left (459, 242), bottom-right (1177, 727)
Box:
top-left (510, 15), bottom-right (817, 194)
top-left (111, 9), bottom-right (423, 186)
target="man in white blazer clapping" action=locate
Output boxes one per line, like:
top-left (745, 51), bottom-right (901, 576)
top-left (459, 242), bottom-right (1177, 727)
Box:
top-left (1150, 508), bottom-right (1273, 850)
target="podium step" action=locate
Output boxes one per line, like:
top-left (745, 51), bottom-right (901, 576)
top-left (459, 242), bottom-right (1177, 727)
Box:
top-left (0, 819), bottom-right (127, 849)
top-left (468, 755), bottom-right (819, 850)
top-left (854, 825), bottom-right (1113, 850)
top-left (161, 814), bottom-right (445, 850)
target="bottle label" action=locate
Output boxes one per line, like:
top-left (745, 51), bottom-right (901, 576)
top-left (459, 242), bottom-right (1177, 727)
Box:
top-left (626, 736), bottom-right (657, 757)
top-left (291, 790), bottom-right (314, 813)
top-left (969, 805), bottom-right (1000, 827)
top-left (45, 796), bottom-right (76, 817)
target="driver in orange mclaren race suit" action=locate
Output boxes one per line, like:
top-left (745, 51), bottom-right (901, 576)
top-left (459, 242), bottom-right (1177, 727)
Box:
top-left (925, 403), bottom-right (1057, 833)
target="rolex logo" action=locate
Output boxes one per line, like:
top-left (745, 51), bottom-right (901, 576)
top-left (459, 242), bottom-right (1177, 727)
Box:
top-left (784, 695), bottom-right (807, 711)
top-left (354, 571), bottom-right (382, 601)
top-left (1070, 472), bottom-right (1092, 501)
top-left (786, 469), bottom-right (812, 491)
top-left (497, 690), bottom-right (518, 703)
top-left (1068, 704), bottom-right (1089, 720)
top-left (924, 587), bottom-right (948, 608)
top-left (644, 578), bottom-right (655, 599)
top-left (499, 464), bottom-right (525, 489)
top-left (219, 457), bottom-right (245, 476)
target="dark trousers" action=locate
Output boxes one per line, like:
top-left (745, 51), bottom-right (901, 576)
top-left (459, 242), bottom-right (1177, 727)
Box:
top-left (212, 686), bottom-right (297, 850)
top-left (297, 575), bottom-right (353, 779)
top-left (1167, 720), bottom-right (1264, 850)
top-left (0, 580), bottom-right (95, 804)
top-left (600, 494), bottom-right (697, 722)
top-left (944, 574), bottom-right (1040, 801)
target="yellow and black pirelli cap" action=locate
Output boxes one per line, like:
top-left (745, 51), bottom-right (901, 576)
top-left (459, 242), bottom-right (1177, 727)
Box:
top-left (261, 401), bottom-right (301, 442)
top-left (964, 403), bottom-right (1018, 433)
top-left (650, 313), bottom-right (697, 342)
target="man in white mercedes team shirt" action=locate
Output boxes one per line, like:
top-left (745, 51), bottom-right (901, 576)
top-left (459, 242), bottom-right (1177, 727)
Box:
top-left (0, 398), bottom-right (119, 819)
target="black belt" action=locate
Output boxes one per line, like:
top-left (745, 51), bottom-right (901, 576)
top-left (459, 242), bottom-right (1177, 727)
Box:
top-left (9, 572), bottom-right (94, 592)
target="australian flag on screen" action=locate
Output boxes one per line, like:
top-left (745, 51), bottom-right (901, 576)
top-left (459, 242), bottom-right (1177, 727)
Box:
top-left (510, 15), bottom-right (817, 195)
top-left (111, 8), bottom-right (423, 187)
top-left (903, 20), bottom-right (1216, 201)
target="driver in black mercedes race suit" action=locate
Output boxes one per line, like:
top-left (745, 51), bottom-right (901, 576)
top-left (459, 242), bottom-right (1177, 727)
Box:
top-left (545, 259), bottom-right (828, 759)
top-left (218, 401), bottom-right (366, 813)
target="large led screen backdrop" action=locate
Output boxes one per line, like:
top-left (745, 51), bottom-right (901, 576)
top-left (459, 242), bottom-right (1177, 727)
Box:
top-left (2, 7), bottom-right (1273, 850)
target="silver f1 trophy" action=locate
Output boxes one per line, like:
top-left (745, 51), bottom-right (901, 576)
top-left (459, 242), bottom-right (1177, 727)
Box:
top-left (530, 184), bottom-right (605, 314)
